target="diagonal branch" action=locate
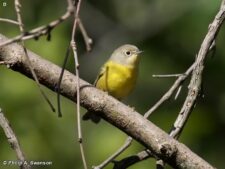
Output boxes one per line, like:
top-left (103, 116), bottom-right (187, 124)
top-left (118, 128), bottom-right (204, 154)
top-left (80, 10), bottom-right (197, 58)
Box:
top-left (111, 2), bottom-right (225, 168)
top-left (0, 108), bottom-right (31, 169)
top-left (170, 3), bottom-right (225, 139)
top-left (0, 33), bottom-right (215, 169)
top-left (0, 1), bottom-right (74, 48)
top-left (14, 0), bottom-right (55, 112)
top-left (0, 18), bottom-right (20, 25)
top-left (112, 149), bottom-right (153, 169)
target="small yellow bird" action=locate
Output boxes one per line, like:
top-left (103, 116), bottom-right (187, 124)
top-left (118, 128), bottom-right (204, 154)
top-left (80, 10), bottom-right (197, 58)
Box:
top-left (83, 44), bottom-right (142, 123)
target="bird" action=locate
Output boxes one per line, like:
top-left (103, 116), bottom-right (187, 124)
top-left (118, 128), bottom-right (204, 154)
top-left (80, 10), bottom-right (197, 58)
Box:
top-left (82, 44), bottom-right (142, 123)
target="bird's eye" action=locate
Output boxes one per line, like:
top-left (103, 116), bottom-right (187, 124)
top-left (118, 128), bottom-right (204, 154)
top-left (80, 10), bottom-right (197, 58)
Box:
top-left (125, 51), bottom-right (131, 56)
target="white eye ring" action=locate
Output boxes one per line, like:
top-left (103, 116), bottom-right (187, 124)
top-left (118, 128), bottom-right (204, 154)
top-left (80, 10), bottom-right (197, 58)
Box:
top-left (125, 51), bottom-right (131, 56)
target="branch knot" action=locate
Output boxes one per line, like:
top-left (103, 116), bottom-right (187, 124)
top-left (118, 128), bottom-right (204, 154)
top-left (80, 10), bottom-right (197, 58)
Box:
top-left (159, 143), bottom-right (177, 159)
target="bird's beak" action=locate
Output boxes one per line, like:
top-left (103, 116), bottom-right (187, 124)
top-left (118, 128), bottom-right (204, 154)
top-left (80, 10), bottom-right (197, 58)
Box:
top-left (136, 50), bottom-right (143, 54)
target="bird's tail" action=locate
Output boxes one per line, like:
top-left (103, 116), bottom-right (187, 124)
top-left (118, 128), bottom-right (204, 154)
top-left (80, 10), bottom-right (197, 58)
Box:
top-left (82, 111), bottom-right (101, 124)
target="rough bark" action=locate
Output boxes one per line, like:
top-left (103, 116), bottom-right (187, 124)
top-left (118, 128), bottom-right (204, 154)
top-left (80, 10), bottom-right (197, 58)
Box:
top-left (0, 34), bottom-right (215, 169)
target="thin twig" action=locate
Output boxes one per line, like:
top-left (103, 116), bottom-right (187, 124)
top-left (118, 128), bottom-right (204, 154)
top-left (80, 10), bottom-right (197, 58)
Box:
top-left (106, 64), bottom-right (194, 169)
top-left (97, 57), bottom-right (196, 169)
top-left (154, 1), bottom-right (225, 168)
top-left (145, 63), bottom-right (195, 118)
top-left (57, 45), bottom-right (71, 117)
top-left (0, 1), bottom-right (74, 48)
top-left (152, 74), bottom-right (183, 78)
top-left (0, 108), bottom-right (31, 169)
top-left (14, 0), bottom-right (55, 112)
top-left (108, 2), bottom-right (225, 167)
top-left (93, 137), bottom-right (133, 169)
top-left (0, 33), bottom-right (216, 169)
top-left (112, 149), bottom-right (153, 169)
top-left (170, 1), bottom-right (225, 139)
top-left (0, 18), bottom-right (20, 25)
top-left (70, 0), bottom-right (88, 168)
top-left (78, 18), bottom-right (93, 52)
top-left (2, 1), bottom-right (224, 168)
top-left (154, 4), bottom-right (225, 169)
top-left (174, 85), bottom-right (183, 100)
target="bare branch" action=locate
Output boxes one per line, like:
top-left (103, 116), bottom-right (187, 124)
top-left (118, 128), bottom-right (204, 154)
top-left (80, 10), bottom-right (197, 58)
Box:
top-left (93, 137), bottom-right (133, 169)
top-left (70, 0), bottom-right (88, 168)
top-left (99, 1), bottom-right (225, 168)
top-left (144, 63), bottom-right (195, 118)
top-left (112, 150), bottom-right (153, 169)
top-left (170, 2), bottom-right (225, 139)
top-left (57, 45), bottom-right (71, 117)
top-left (107, 63), bottom-right (194, 169)
top-left (0, 34), bottom-right (215, 169)
top-left (174, 85), bottom-right (183, 100)
top-left (0, 1), bottom-right (75, 47)
top-left (0, 108), bottom-right (31, 169)
top-left (152, 74), bottom-right (183, 78)
top-left (14, 0), bottom-right (55, 112)
top-left (78, 18), bottom-right (93, 52)
top-left (0, 18), bottom-right (20, 25)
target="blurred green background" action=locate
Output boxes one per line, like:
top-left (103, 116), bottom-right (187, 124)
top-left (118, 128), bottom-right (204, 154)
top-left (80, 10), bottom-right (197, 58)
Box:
top-left (0, 0), bottom-right (225, 168)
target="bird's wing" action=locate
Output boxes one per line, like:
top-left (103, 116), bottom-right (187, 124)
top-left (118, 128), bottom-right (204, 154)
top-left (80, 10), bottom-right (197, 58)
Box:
top-left (93, 65), bottom-right (107, 86)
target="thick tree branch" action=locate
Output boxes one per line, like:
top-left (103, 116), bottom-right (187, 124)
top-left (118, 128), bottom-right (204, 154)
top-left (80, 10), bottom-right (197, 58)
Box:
top-left (0, 34), bottom-right (215, 169)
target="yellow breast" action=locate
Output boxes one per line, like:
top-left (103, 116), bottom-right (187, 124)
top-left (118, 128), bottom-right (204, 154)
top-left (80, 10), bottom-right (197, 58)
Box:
top-left (95, 61), bottom-right (138, 99)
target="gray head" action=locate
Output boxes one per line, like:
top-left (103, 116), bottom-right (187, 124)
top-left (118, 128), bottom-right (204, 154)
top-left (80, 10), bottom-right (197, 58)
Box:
top-left (109, 44), bottom-right (142, 67)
